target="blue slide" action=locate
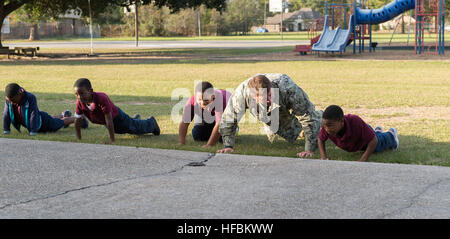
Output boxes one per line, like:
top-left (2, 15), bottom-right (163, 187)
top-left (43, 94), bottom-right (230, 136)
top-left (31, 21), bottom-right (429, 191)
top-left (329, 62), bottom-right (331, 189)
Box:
top-left (355, 0), bottom-right (415, 25)
top-left (313, 0), bottom-right (416, 52)
top-left (312, 15), bottom-right (354, 52)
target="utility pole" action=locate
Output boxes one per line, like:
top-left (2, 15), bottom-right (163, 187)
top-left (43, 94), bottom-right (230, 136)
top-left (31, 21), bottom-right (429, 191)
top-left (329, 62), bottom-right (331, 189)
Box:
top-left (88, 0), bottom-right (94, 55)
top-left (280, 0), bottom-right (284, 40)
top-left (135, 1), bottom-right (139, 47)
top-left (264, 0), bottom-right (267, 30)
top-left (407, 10), bottom-right (412, 45)
top-left (198, 9), bottom-right (202, 40)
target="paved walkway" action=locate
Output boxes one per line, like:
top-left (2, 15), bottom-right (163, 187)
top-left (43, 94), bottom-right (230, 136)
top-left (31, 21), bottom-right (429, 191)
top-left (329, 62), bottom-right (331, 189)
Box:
top-left (0, 138), bottom-right (448, 218)
top-left (6, 40), bottom-right (305, 49)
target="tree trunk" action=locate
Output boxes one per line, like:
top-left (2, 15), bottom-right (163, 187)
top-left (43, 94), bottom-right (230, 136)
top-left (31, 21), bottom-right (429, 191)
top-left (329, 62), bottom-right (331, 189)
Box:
top-left (1, 0), bottom-right (30, 47)
top-left (0, 17), bottom-right (4, 48)
top-left (28, 24), bottom-right (39, 41)
top-left (401, 15), bottom-right (405, 34)
top-left (72, 19), bottom-right (76, 36)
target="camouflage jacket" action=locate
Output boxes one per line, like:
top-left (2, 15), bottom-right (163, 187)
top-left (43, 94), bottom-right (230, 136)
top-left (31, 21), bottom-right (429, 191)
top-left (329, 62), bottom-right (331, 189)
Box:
top-left (219, 73), bottom-right (322, 152)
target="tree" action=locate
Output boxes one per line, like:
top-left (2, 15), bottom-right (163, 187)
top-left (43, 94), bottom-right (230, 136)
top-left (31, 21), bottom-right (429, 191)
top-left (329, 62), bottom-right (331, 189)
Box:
top-left (14, 4), bottom-right (51, 40)
top-left (132, 3), bottom-right (169, 36)
top-left (288, 0), bottom-right (305, 12)
top-left (444, 0), bottom-right (449, 22)
top-left (369, 0), bottom-right (392, 9)
top-left (1, 1), bottom-right (30, 47)
top-left (290, 0), bottom-right (327, 15)
top-left (96, 5), bottom-right (125, 37)
top-left (224, 0), bottom-right (262, 35)
top-left (0, 0), bottom-right (226, 47)
top-left (164, 7), bottom-right (198, 36)
top-left (120, 4), bottom-right (225, 37)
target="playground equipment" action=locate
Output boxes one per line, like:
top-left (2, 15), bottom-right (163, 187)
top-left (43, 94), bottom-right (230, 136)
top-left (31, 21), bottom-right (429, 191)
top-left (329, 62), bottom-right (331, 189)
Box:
top-left (311, 0), bottom-right (445, 55)
top-left (293, 17), bottom-right (324, 55)
top-left (312, 14), bottom-right (355, 52)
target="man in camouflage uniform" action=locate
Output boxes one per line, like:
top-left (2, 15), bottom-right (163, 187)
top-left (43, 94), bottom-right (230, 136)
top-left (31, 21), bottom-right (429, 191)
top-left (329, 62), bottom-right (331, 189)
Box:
top-left (217, 73), bottom-right (322, 158)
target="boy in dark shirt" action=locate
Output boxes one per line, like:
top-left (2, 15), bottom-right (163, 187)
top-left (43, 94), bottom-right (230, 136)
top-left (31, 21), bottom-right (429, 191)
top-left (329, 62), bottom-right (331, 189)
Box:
top-left (73, 78), bottom-right (160, 144)
top-left (3, 83), bottom-right (79, 136)
top-left (318, 105), bottom-right (399, 162)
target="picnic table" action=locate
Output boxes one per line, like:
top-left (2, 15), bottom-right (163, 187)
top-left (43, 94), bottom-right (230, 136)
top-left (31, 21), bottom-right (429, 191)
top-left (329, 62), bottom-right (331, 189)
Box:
top-left (14, 47), bottom-right (40, 57)
top-left (0, 47), bottom-right (14, 59)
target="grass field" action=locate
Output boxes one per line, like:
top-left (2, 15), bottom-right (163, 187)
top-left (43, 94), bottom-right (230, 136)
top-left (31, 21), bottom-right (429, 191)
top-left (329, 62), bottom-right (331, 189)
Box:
top-left (4, 32), bottom-right (448, 43)
top-left (0, 51), bottom-right (449, 166)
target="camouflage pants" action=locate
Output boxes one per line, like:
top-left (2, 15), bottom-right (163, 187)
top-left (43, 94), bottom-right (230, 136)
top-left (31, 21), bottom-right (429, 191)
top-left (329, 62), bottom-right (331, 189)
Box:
top-left (265, 110), bottom-right (322, 144)
top-left (264, 113), bottom-right (302, 143)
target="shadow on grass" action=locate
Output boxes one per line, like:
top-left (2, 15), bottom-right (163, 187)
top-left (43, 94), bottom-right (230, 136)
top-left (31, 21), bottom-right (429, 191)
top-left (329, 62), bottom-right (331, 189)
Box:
top-left (0, 47), bottom-right (293, 66)
top-left (0, 92), bottom-right (180, 123)
top-left (0, 58), bottom-right (265, 66)
top-left (0, 91), bottom-right (174, 103)
top-left (26, 92), bottom-right (174, 104)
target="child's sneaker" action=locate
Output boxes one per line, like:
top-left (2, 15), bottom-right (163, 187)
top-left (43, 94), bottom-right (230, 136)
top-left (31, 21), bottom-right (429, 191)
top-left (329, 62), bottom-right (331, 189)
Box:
top-left (62, 110), bottom-right (72, 118)
top-left (374, 126), bottom-right (383, 133)
top-left (81, 116), bottom-right (89, 129)
top-left (388, 127), bottom-right (399, 151)
top-left (62, 110), bottom-right (72, 128)
top-left (149, 116), bottom-right (160, 135)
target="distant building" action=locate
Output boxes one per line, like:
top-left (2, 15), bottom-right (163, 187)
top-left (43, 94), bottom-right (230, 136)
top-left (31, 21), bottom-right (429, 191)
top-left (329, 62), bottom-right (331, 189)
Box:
top-left (261, 8), bottom-right (323, 32)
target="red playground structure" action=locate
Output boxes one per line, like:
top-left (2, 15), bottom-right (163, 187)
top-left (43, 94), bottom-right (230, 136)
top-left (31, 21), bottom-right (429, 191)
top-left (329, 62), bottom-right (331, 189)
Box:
top-left (293, 17), bottom-right (324, 55)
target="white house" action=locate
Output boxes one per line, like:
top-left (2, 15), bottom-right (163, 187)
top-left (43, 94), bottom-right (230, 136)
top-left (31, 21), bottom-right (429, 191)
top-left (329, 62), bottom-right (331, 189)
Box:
top-left (262, 8), bottom-right (322, 32)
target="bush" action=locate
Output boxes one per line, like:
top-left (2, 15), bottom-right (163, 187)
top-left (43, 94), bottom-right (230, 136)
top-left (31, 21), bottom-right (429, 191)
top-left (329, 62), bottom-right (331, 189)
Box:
top-left (372, 24), bottom-right (380, 32)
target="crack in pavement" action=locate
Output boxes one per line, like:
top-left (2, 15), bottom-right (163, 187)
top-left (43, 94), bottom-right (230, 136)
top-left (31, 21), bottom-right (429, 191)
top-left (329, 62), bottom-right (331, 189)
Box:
top-left (0, 153), bottom-right (216, 211)
top-left (378, 177), bottom-right (450, 219)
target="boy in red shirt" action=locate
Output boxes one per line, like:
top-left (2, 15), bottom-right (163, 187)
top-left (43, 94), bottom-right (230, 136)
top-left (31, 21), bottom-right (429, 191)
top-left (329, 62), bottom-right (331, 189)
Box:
top-left (318, 105), bottom-right (399, 162)
top-left (178, 81), bottom-right (231, 148)
top-left (73, 78), bottom-right (160, 144)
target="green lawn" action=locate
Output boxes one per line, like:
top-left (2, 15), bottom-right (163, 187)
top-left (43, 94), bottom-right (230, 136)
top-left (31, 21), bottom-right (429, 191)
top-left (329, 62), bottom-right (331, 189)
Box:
top-left (3, 32), bottom-right (447, 43)
top-left (0, 55), bottom-right (449, 166)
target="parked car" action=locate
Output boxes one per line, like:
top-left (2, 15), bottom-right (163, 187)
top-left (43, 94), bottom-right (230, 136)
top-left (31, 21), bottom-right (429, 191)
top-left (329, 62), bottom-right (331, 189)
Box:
top-left (256, 27), bottom-right (268, 33)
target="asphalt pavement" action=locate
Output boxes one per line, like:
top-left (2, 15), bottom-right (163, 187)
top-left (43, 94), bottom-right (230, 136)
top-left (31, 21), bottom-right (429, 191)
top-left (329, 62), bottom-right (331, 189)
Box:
top-left (0, 138), bottom-right (449, 218)
top-left (5, 40), bottom-right (305, 49)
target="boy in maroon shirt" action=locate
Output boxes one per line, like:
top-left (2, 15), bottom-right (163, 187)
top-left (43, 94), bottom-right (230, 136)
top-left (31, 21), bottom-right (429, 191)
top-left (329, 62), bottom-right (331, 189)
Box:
top-left (318, 105), bottom-right (399, 162)
top-left (73, 78), bottom-right (160, 144)
top-left (178, 81), bottom-right (231, 148)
